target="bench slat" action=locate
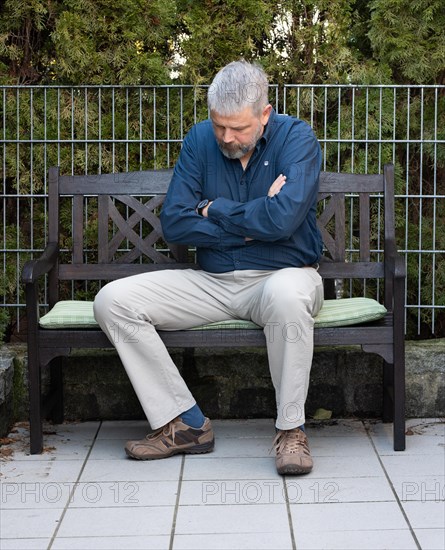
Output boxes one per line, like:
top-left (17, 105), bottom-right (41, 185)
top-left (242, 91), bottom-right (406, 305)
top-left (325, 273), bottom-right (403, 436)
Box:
top-left (59, 170), bottom-right (174, 195)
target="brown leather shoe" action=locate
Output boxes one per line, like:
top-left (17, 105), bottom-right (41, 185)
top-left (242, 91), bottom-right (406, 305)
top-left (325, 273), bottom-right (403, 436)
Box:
top-left (273, 427), bottom-right (313, 475)
top-left (125, 417), bottom-right (214, 460)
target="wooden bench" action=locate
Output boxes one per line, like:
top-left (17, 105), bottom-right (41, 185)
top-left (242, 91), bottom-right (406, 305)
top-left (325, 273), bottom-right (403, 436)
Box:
top-left (22, 164), bottom-right (406, 454)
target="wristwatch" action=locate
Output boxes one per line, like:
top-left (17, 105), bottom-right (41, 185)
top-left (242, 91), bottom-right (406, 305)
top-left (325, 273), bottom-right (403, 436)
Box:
top-left (196, 199), bottom-right (210, 215)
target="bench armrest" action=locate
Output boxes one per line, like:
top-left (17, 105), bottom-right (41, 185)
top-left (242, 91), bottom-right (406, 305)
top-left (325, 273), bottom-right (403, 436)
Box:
top-left (384, 251), bottom-right (406, 316)
top-left (385, 252), bottom-right (406, 280)
top-left (392, 253), bottom-right (406, 280)
top-left (22, 243), bottom-right (59, 284)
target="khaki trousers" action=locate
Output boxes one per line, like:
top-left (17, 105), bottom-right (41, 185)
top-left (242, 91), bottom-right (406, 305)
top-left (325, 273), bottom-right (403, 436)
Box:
top-left (93, 267), bottom-right (324, 431)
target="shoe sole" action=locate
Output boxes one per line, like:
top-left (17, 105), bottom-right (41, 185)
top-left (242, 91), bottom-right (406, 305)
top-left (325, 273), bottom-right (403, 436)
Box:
top-left (277, 464), bottom-right (313, 475)
top-left (125, 439), bottom-right (215, 460)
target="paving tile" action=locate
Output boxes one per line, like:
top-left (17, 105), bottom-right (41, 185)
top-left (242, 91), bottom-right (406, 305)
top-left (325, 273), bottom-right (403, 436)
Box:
top-left (174, 503), bottom-right (289, 535)
top-left (68, 480), bottom-right (178, 507)
top-left (0, 538), bottom-right (51, 550)
top-left (290, 501), bottom-right (408, 532)
top-left (179, 479), bottom-right (287, 506)
top-left (79, 456), bottom-right (182, 482)
top-left (189, 432), bottom-right (375, 459)
top-left (285, 476), bottom-right (395, 504)
top-left (211, 418), bottom-right (275, 439)
top-left (182, 456), bottom-right (279, 481)
top-left (303, 453), bottom-right (384, 479)
top-left (379, 453), bottom-right (445, 477)
top-left (0, 508), bottom-right (62, 539)
top-left (368, 418), bottom-right (444, 457)
top-left (414, 528), bottom-right (445, 550)
top-left (172, 532), bottom-right (293, 549)
top-left (0, 443), bottom-right (91, 463)
top-left (183, 452), bottom-right (384, 482)
top-left (44, 421), bottom-right (101, 441)
top-left (1, 422), bottom-right (97, 462)
top-left (0, 459), bottom-right (85, 484)
top-left (307, 435), bottom-right (375, 456)
top-left (371, 434), bottom-right (445, 456)
top-left (57, 506), bottom-right (175, 537)
top-left (402, 501), bottom-right (445, 529)
top-left (294, 529), bottom-right (418, 549)
top-left (95, 420), bottom-right (150, 440)
top-left (1, 478), bottom-right (76, 509)
top-left (187, 435), bottom-right (273, 458)
top-left (306, 419), bottom-right (367, 437)
top-left (52, 536), bottom-right (171, 549)
top-left (400, 418), bottom-right (444, 436)
top-left (391, 475), bottom-right (445, 502)
top-left (367, 419), bottom-right (445, 438)
top-left (88, 438), bottom-right (130, 460)
top-left (181, 477), bottom-right (394, 507)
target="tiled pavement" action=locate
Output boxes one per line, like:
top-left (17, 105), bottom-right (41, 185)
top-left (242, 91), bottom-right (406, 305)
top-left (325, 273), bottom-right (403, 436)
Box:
top-left (0, 418), bottom-right (444, 550)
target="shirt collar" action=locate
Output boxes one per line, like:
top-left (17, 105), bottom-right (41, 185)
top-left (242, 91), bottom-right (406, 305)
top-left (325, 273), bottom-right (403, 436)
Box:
top-left (260, 107), bottom-right (276, 144)
top-left (248, 108), bottom-right (275, 164)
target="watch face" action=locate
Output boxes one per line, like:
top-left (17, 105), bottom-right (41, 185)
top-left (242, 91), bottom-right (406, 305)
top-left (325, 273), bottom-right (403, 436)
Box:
top-left (197, 199), bottom-right (209, 210)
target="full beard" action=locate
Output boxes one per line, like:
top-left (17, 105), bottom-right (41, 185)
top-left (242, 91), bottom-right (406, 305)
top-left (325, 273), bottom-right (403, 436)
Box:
top-left (217, 123), bottom-right (263, 160)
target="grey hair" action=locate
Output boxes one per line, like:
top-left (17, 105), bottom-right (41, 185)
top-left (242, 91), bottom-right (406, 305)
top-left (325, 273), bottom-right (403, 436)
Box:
top-left (207, 60), bottom-right (269, 117)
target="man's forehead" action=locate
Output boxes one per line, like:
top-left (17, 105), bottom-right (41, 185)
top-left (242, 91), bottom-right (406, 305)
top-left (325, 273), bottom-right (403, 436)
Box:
top-left (210, 107), bottom-right (258, 127)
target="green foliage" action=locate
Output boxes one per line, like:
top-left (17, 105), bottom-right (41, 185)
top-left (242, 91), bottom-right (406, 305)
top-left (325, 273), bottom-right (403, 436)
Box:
top-left (0, 0), bottom-right (56, 84)
top-left (0, 258), bottom-right (11, 343)
top-left (368, 0), bottom-right (445, 84)
top-left (1, 0), bottom-right (443, 85)
top-left (0, 308), bottom-right (9, 345)
top-left (50, 0), bottom-right (176, 85)
top-left (0, 0), bottom-right (176, 84)
top-left (174, 0), bottom-right (273, 83)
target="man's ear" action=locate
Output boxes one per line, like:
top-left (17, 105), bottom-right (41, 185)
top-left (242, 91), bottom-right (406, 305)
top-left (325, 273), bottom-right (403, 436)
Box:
top-left (261, 104), bottom-right (273, 125)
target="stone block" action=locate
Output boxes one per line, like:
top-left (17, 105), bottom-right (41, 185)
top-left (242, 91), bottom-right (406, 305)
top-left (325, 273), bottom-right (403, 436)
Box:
top-left (0, 347), bottom-right (14, 436)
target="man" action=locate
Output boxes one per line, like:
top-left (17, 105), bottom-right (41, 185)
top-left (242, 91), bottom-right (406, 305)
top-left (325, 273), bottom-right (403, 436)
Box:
top-left (93, 60), bottom-right (324, 475)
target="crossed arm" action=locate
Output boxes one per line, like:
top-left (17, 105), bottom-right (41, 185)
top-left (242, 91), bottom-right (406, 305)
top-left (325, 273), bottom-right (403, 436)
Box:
top-left (160, 123), bottom-right (321, 247)
top-left (200, 174), bottom-right (287, 242)
top-left (201, 173), bottom-right (287, 217)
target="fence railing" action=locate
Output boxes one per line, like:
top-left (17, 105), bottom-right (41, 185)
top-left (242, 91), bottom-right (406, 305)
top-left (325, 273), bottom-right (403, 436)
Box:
top-left (1, 84), bottom-right (444, 337)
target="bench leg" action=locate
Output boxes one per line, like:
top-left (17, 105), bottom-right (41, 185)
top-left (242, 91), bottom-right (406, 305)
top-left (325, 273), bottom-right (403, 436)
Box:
top-left (382, 361), bottom-right (394, 423)
top-left (393, 351), bottom-right (406, 451)
top-left (28, 354), bottom-right (43, 455)
top-left (50, 357), bottom-right (64, 424)
top-left (382, 359), bottom-right (405, 451)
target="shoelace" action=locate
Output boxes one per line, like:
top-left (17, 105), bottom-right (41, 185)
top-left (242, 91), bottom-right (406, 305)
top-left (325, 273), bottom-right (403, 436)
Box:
top-left (272, 429), bottom-right (310, 456)
top-left (145, 419), bottom-right (178, 444)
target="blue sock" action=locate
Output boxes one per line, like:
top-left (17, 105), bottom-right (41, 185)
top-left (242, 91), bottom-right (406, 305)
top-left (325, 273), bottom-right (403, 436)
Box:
top-left (180, 404), bottom-right (205, 429)
top-left (275, 424), bottom-right (305, 432)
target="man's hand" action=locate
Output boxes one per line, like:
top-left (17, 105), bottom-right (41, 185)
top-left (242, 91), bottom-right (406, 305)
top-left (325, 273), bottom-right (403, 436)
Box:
top-left (268, 173), bottom-right (287, 197)
top-left (245, 174), bottom-right (287, 241)
top-left (202, 201), bottom-right (213, 217)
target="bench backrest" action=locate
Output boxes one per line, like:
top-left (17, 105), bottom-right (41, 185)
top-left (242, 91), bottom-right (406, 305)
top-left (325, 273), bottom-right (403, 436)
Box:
top-left (47, 164), bottom-right (396, 304)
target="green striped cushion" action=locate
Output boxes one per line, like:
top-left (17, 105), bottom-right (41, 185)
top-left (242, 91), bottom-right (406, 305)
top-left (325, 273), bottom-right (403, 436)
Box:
top-left (39, 301), bottom-right (99, 329)
top-left (39, 297), bottom-right (387, 330)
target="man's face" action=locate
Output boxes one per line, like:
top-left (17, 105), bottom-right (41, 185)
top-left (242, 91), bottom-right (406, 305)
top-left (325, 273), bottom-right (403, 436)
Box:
top-left (211, 105), bottom-right (272, 160)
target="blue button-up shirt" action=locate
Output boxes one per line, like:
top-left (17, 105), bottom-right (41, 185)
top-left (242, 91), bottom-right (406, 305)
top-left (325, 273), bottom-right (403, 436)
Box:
top-left (160, 109), bottom-right (323, 273)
